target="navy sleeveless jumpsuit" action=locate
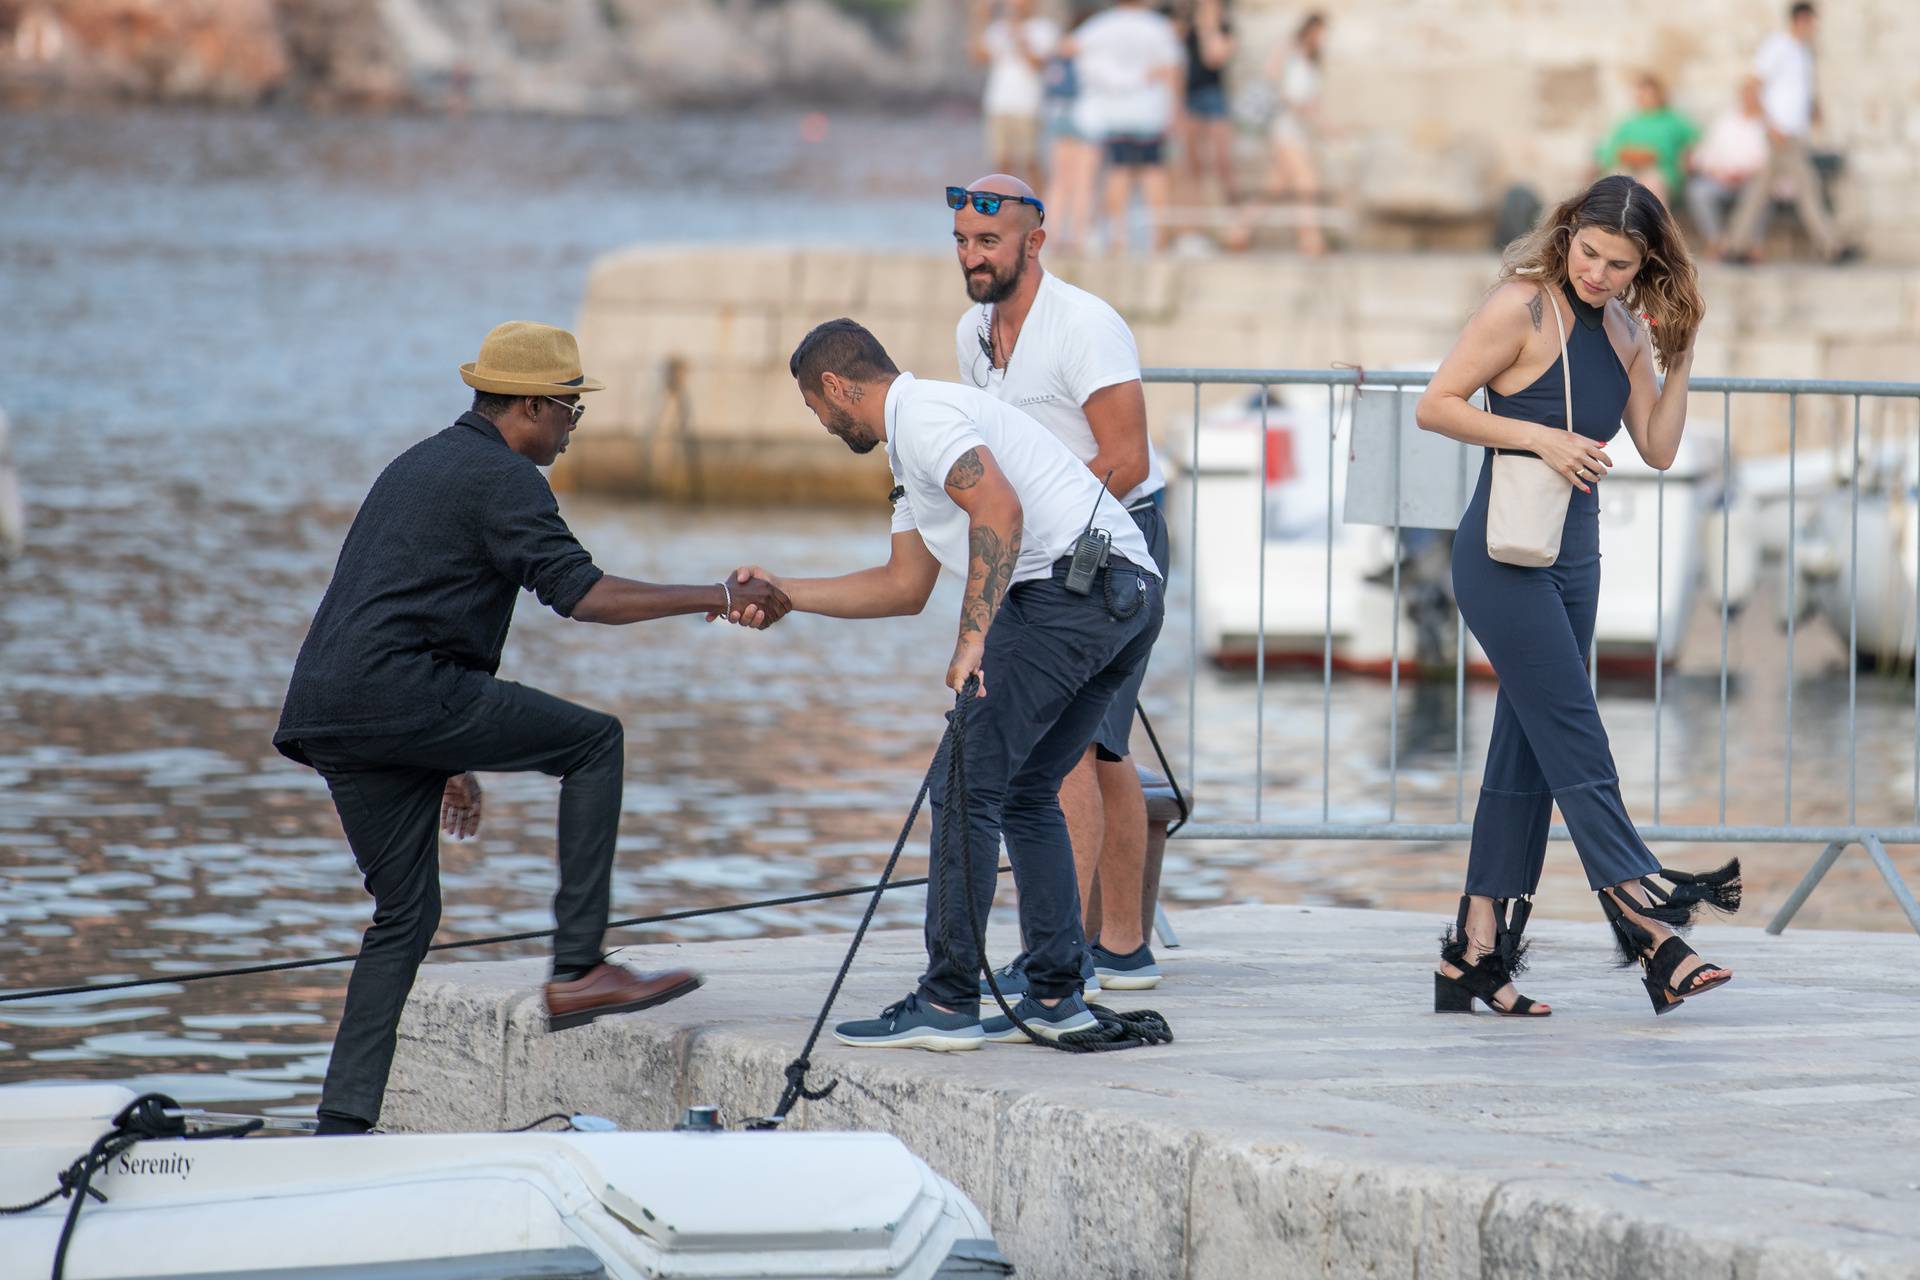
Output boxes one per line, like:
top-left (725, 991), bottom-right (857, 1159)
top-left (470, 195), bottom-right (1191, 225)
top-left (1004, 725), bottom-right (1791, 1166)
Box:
top-left (1450, 282), bottom-right (1662, 897)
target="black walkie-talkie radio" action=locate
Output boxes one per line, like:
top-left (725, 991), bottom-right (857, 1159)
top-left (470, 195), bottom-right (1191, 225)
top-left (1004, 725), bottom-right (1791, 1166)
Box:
top-left (1063, 470), bottom-right (1116, 596)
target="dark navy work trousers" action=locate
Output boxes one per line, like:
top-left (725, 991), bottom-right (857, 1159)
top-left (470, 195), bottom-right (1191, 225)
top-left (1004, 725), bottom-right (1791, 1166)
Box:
top-left (1452, 456), bottom-right (1661, 896)
top-left (920, 557), bottom-right (1165, 1010)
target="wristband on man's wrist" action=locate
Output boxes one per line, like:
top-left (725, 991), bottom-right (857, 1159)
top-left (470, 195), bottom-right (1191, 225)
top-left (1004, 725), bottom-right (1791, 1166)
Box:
top-left (718, 579), bottom-right (733, 617)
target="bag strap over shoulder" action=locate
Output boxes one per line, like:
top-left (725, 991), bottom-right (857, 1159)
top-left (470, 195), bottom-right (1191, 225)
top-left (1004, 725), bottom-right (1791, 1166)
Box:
top-left (1545, 283), bottom-right (1573, 435)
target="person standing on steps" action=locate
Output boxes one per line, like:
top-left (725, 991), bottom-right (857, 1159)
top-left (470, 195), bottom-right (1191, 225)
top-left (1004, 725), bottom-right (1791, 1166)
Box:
top-left (729, 319), bottom-right (1163, 1050)
top-left (274, 322), bottom-right (791, 1133)
top-left (1415, 177), bottom-right (1743, 1018)
top-left (948, 174), bottom-right (1171, 997)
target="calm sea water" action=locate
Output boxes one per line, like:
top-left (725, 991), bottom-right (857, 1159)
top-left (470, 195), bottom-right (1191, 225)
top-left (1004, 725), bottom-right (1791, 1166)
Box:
top-left (2, 109), bottom-right (1914, 1118)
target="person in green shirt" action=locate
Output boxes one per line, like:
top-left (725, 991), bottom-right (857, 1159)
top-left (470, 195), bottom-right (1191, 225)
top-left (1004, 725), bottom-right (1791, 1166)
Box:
top-left (1595, 74), bottom-right (1699, 206)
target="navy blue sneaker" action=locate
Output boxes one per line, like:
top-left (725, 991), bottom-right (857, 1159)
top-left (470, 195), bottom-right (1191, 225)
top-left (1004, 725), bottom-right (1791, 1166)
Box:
top-left (977, 953), bottom-right (1101, 999)
top-left (833, 993), bottom-right (984, 1052)
top-left (1090, 942), bottom-right (1162, 990)
top-left (982, 992), bottom-right (1099, 1044)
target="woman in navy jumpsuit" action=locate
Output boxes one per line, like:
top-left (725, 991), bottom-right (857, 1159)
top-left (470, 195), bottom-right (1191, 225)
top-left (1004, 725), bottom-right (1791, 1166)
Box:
top-left (1416, 176), bottom-right (1741, 1017)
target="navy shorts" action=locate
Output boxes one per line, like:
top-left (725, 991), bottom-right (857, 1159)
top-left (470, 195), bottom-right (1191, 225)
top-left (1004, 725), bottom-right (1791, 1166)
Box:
top-left (1105, 135), bottom-right (1166, 168)
top-left (1093, 498), bottom-right (1171, 760)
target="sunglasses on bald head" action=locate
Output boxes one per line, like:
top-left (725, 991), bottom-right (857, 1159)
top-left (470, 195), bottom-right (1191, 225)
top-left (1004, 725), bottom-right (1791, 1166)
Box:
top-left (946, 186), bottom-right (1045, 221)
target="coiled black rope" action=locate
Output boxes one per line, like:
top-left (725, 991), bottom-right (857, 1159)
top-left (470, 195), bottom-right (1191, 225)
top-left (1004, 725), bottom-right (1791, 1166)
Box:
top-left (755, 680), bottom-right (1172, 1127)
top-left (0, 1092), bottom-right (261, 1280)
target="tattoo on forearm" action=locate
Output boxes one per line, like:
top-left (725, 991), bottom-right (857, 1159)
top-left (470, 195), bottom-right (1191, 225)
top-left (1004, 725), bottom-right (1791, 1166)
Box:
top-left (1527, 291), bottom-right (1544, 333)
top-left (960, 522), bottom-right (1021, 637)
top-left (945, 447), bottom-right (984, 491)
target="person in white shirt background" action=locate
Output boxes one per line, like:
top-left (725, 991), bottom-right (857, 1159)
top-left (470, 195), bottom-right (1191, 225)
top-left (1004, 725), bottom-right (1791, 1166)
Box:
top-left (947, 173), bottom-right (1174, 995)
top-left (1261, 10), bottom-right (1328, 256)
top-left (728, 320), bottom-right (1165, 1051)
top-left (1724, 1), bottom-right (1854, 264)
top-left (1688, 78), bottom-right (1772, 260)
top-left (1066, 0), bottom-right (1185, 254)
top-left (970, 0), bottom-right (1061, 184)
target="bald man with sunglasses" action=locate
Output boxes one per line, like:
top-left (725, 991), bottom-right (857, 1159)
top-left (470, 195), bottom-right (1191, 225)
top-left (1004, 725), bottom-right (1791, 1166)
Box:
top-left (948, 174), bottom-right (1172, 995)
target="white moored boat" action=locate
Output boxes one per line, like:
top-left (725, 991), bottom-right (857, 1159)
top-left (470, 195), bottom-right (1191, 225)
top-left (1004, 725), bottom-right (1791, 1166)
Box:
top-left (1167, 383), bottom-right (1726, 676)
top-left (0, 1084), bottom-right (1010, 1280)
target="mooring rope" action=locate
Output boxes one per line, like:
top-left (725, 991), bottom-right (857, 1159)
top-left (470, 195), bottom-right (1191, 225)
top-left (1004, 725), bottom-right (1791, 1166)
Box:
top-left (0, 869), bottom-right (1011, 1006)
top-left (755, 681), bottom-right (1172, 1128)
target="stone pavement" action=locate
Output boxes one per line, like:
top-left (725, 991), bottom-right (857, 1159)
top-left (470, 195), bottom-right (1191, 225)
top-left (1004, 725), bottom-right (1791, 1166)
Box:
top-left (384, 904), bottom-right (1920, 1280)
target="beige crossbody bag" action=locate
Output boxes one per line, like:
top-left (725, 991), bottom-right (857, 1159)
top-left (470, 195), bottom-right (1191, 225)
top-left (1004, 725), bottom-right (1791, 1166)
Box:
top-left (1484, 286), bottom-right (1575, 567)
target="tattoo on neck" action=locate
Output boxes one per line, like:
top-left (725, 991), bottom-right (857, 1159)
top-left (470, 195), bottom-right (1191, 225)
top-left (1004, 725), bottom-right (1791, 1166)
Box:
top-left (846, 384), bottom-right (864, 402)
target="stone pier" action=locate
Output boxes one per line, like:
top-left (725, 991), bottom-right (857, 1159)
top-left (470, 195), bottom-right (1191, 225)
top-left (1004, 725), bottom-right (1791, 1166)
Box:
top-left (556, 248), bottom-right (1920, 507)
top-left (385, 904), bottom-right (1920, 1280)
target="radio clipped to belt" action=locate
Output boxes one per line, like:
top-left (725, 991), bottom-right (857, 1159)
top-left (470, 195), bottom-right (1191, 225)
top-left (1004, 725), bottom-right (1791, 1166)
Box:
top-left (1063, 470), bottom-right (1146, 620)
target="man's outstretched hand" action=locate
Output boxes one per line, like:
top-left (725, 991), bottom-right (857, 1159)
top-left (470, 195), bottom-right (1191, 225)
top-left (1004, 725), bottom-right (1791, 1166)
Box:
top-left (441, 771), bottom-right (483, 840)
top-left (713, 566), bottom-right (791, 629)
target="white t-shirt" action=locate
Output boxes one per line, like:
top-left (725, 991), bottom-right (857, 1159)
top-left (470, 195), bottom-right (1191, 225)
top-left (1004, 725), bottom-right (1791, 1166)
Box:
top-left (955, 271), bottom-right (1167, 507)
top-left (1071, 6), bottom-right (1183, 138)
top-left (884, 373), bottom-right (1159, 586)
top-left (1693, 110), bottom-right (1769, 181)
top-left (1753, 31), bottom-right (1813, 137)
top-left (982, 16), bottom-right (1060, 118)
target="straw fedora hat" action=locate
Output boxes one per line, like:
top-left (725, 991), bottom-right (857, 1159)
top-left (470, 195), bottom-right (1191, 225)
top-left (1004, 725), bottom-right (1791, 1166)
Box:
top-left (460, 321), bottom-right (607, 396)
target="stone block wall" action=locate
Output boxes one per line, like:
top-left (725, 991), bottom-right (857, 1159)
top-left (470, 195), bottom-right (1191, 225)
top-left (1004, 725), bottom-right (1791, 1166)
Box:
top-left (555, 245), bottom-right (1920, 504)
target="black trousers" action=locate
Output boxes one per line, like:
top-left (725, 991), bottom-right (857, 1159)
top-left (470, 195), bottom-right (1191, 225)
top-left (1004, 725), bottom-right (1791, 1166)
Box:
top-left (921, 558), bottom-right (1166, 1009)
top-left (297, 677), bottom-right (624, 1125)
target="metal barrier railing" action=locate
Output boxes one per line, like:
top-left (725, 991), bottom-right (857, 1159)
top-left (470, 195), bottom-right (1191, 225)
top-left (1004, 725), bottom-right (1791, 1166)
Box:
top-left (1143, 367), bottom-right (1920, 936)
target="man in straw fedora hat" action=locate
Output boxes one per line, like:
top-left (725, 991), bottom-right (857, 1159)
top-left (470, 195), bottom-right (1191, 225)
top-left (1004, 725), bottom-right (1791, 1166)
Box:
top-left (275, 321), bottom-right (791, 1135)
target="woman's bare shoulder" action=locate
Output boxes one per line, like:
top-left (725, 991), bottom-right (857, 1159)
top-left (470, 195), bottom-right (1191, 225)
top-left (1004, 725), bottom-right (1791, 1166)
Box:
top-left (1476, 279), bottom-right (1550, 333)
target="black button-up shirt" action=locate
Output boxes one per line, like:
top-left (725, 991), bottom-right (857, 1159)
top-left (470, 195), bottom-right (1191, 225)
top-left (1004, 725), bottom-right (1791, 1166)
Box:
top-left (274, 413), bottom-right (604, 761)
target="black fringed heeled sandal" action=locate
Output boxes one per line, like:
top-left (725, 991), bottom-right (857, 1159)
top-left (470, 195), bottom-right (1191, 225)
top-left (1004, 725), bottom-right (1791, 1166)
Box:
top-left (1598, 860), bottom-right (1741, 1015)
top-left (1433, 895), bottom-right (1550, 1017)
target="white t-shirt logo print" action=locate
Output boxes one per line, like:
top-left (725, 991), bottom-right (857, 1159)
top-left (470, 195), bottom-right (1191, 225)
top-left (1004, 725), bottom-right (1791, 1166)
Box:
top-left (954, 272), bottom-right (1168, 507)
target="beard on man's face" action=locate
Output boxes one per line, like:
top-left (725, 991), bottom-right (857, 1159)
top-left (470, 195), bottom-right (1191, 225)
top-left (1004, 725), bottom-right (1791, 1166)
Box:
top-left (964, 252), bottom-right (1025, 305)
top-left (827, 407), bottom-right (878, 454)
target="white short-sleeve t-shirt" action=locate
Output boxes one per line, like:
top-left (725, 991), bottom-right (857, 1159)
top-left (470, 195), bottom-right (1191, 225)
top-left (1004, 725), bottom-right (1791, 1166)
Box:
top-left (884, 373), bottom-right (1159, 585)
top-left (1753, 31), bottom-right (1813, 137)
top-left (982, 16), bottom-right (1061, 117)
top-left (955, 270), bottom-right (1167, 507)
top-left (1071, 5), bottom-right (1183, 138)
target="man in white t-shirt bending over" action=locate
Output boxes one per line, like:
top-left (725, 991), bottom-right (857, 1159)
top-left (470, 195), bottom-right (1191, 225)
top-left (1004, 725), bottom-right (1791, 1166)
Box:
top-left (732, 320), bottom-right (1164, 1050)
top-left (949, 173), bottom-right (1172, 995)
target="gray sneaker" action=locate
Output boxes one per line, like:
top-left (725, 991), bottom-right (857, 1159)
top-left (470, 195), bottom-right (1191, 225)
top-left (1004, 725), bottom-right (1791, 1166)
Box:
top-left (1090, 942), bottom-right (1162, 990)
top-left (833, 993), bottom-right (984, 1051)
top-left (978, 954), bottom-right (1101, 999)
top-left (982, 992), bottom-right (1099, 1044)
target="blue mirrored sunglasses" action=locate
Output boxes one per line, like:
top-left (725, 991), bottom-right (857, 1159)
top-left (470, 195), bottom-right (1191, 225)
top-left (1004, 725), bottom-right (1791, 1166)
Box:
top-left (946, 186), bottom-right (1045, 221)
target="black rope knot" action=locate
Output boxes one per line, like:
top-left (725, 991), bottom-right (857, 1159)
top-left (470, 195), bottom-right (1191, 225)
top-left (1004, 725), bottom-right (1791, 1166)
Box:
top-left (784, 1056), bottom-right (837, 1103)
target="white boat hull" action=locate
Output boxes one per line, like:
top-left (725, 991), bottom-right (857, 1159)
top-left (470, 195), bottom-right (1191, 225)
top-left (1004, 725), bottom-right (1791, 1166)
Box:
top-left (0, 1085), bottom-right (1007, 1280)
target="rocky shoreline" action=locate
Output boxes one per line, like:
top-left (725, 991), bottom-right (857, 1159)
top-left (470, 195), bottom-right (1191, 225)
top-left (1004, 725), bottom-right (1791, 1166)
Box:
top-left (0, 0), bottom-right (975, 113)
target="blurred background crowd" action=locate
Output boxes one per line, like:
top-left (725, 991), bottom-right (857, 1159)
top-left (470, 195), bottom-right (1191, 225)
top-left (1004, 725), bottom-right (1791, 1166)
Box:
top-left (3, 0), bottom-right (1910, 263)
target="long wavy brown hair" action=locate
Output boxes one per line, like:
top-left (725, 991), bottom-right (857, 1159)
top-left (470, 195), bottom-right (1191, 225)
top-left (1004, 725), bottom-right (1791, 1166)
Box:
top-left (1499, 175), bottom-right (1703, 370)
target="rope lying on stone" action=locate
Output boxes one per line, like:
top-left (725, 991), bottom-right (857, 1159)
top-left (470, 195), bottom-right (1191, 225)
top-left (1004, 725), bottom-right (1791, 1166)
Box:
top-left (755, 680), bottom-right (1173, 1127)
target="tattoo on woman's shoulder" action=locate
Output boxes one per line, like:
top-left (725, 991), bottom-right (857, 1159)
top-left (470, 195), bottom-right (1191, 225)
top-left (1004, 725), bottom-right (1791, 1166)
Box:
top-left (1527, 291), bottom-right (1544, 333)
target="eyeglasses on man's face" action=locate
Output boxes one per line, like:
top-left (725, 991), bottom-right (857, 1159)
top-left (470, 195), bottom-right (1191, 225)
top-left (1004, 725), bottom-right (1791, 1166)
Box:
top-left (544, 396), bottom-right (586, 425)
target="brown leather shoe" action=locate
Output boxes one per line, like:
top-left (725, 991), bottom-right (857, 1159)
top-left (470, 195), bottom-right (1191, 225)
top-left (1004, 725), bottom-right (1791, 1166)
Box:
top-left (544, 962), bottom-right (703, 1032)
